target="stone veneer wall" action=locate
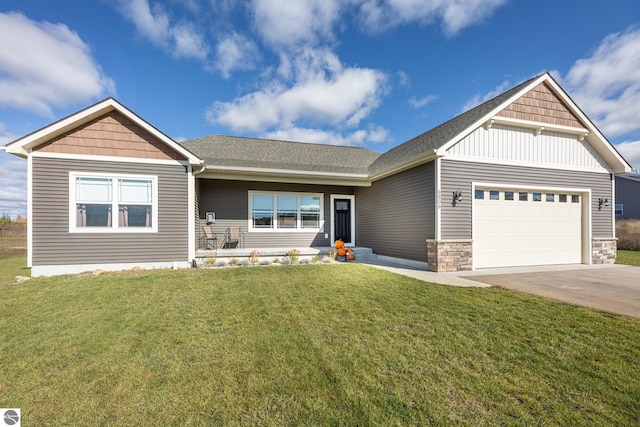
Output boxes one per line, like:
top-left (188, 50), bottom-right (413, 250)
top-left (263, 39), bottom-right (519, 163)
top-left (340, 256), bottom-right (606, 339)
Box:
top-left (426, 239), bottom-right (473, 272)
top-left (592, 238), bottom-right (617, 264)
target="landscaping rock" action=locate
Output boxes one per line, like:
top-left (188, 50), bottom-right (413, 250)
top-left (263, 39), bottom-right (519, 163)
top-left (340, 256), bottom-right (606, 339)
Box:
top-left (14, 275), bottom-right (31, 283)
top-left (93, 269), bottom-right (105, 276)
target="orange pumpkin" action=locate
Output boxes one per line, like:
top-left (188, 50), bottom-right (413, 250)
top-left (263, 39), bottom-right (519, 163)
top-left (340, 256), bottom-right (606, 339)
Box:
top-left (335, 239), bottom-right (344, 249)
top-left (347, 254), bottom-right (356, 261)
top-left (337, 248), bottom-right (347, 256)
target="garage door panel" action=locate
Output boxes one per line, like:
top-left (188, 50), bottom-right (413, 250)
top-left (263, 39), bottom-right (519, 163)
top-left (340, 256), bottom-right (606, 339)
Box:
top-left (474, 187), bottom-right (583, 269)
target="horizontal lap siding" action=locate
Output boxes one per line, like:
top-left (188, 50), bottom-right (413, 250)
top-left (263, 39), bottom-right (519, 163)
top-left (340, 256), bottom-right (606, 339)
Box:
top-left (440, 159), bottom-right (613, 239)
top-left (32, 157), bottom-right (189, 265)
top-left (615, 178), bottom-right (640, 220)
top-left (356, 163), bottom-right (435, 261)
top-left (197, 179), bottom-right (354, 248)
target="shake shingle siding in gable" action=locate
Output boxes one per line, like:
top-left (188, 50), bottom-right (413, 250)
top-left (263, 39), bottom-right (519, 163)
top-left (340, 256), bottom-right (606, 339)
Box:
top-left (368, 76), bottom-right (540, 177)
top-left (356, 163), bottom-right (435, 262)
top-left (31, 157), bottom-right (189, 266)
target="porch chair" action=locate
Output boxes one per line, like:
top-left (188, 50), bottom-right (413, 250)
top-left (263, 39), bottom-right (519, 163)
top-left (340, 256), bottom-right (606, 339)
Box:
top-left (202, 225), bottom-right (218, 250)
top-left (223, 226), bottom-right (244, 249)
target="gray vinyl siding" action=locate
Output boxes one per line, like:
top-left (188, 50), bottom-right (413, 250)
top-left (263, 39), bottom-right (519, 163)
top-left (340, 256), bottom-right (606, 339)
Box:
top-left (355, 162), bottom-right (435, 262)
top-left (197, 179), bottom-right (354, 248)
top-left (440, 159), bottom-right (614, 239)
top-left (615, 177), bottom-right (640, 220)
top-left (31, 157), bottom-right (190, 266)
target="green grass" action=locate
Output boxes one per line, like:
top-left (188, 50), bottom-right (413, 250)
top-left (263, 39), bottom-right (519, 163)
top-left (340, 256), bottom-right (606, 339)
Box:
top-left (616, 249), bottom-right (640, 266)
top-left (0, 236), bottom-right (28, 284)
top-left (1, 265), bottom-right (639, 425)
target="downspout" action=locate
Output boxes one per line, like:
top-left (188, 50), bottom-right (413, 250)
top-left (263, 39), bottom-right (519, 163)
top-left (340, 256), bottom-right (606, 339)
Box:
top-left (188, 161), bottom-right (206, 266)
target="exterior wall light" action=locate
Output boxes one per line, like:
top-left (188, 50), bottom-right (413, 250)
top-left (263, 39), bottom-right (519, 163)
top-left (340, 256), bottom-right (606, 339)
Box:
top-left (453, 190), bottom-right (463, 206)
top-left (598, 198), bottom-right (609, 209)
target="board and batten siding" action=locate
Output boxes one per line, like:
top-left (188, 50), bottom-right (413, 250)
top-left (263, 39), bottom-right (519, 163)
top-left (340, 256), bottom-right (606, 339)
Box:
top-left (31, 156), bottom-right (190, 266)
top-left (440, 159), bottom-right (613, 240)
top-left (447, 125), bottom-right (608, 173)
top-left (355, 162), bottom-right (435, 262)
top-left (197, 179), bottom-right (354, 248)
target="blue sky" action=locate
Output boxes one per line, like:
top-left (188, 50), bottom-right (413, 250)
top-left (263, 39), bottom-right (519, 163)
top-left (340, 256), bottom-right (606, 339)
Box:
top-left (1, 0), bottom-right (640, 218)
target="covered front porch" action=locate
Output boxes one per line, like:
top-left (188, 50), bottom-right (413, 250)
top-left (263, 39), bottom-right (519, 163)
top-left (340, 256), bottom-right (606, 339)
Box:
top-left (194, 245), bottom-right (375, 266)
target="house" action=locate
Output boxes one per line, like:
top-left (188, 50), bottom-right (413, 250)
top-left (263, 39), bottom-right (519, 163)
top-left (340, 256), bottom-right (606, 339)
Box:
top-left (615, 174), bottom-right (640, 219)
top-left (2, 72), bottom-right (631, 277)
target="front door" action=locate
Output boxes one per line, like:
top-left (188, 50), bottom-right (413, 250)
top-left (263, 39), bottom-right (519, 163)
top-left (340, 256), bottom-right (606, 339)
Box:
top-left (334, 198), bottom-right (352, 244)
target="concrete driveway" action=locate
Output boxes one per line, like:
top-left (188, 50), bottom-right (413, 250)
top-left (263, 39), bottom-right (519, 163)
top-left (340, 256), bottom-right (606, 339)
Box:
top-left (364, 260), bottom-right (640, 317)
top-left (462, 264), bottom-right (640, 317)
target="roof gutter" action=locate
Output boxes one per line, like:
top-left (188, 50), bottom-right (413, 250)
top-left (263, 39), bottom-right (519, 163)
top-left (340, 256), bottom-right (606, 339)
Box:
top-left (369, 149), bottom-right (439, 182)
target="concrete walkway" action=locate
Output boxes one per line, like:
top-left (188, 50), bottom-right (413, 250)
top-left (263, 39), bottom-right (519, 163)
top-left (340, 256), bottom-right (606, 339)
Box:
top-left (361, 259), bottom-right (640, 317)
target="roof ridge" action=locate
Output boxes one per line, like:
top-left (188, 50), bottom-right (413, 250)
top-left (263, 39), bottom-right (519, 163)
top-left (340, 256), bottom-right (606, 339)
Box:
top-left (183, 133), bottom-right (381, 153)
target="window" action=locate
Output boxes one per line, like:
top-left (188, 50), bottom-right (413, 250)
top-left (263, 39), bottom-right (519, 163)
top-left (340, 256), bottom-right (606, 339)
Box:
top-left (559, 194), bottom-right (567, 203)
top-left (571, 195), bottom-right (580, 203)
top-left (489, 190), bottom-right (499, 200)
top-left (546, 193), bottom-right (555, 202)
top-left (250, 192), bottom-right (322, 231)
top-left (71, 173), bottom-right (157, 233)
top-left (533, 192), bottom-right (542, 202)
top-left (519, 192), bottom-right (528, 201)
top-left (475, 189), bottom-right (484, 200)
top-left (615, 204), bottom-right (624, 215)
top-left (504, 191), bottom-right (514, 201)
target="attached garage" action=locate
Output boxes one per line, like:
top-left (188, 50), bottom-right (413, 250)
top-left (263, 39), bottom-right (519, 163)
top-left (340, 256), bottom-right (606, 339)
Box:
top-left (473, 186), bottom-right (585, 268)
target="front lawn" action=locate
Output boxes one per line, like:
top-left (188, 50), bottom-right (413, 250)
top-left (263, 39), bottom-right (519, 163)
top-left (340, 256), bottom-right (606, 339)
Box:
top-left (1, 264), bottom-right (639, 425)
top-left (616, 249), bottom-right (640, 266)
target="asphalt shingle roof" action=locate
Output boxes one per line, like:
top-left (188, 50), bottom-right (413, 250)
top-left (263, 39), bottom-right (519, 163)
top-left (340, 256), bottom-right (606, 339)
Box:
top-left (367, 75), bottom-right (541, 176)
top-left (182, 75), bottom-right (542, 178)
top-left (181, 134), bottom-right (381, 175)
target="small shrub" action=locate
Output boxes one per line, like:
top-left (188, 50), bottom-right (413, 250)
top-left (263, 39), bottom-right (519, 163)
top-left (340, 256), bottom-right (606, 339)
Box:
top-left (249, 250), bottom-right (261, 265)
top-left (311, 254), bottom-right (321, 264)
top-left (616, 219), bottom-right (640, 250)
top-left (328, 249), bottom-right (336, 261)
top-left (204, 251), bottom-right (217, 266)
top-left (272, 258), bottom-right (280, 264)
top-left (287, 248), bottom-right (301, 264)
top-left (229, 257), bottom-right (240, 266)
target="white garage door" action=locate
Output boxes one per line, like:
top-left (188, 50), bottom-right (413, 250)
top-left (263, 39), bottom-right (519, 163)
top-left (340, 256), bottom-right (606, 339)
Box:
top-left (473, 188), bottom-right (583, 269)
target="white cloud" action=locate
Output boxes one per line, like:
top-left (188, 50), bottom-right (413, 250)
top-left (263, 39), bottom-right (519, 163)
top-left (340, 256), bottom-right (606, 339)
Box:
top-left (251, 0), bottom-right (341, 48)
top-left (563, 27), bottom-right (640, 138)
top-left (117, 0), bottom-right (209, 61)
top-left (461, 79), bottom-right (511, 111)
top-left (0, 12), bottom-right (115, 116)
top-left (0, 125), bottom-right (27, 218)
top-left (616, 140), bottom-right (640, 171)
top-left (171, 21), bottom-right (209, 60)
top-left (264, 125), bottom-right (389, 146)
top-left (213, 33), bottom-right (260, 78)
top-left (357, 0), bottom-right (508, 36)
top-left (409, 95), bottom-right (437, 108)
top-left (121, 0), bottom-right (170, 47)
top-left (207, 48), bottom-right (388, 133)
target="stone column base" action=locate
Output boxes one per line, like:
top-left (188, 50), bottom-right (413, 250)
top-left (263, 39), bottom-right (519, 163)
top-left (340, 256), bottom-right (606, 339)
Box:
top-left (592, 238), bottom-right (617, 264)
top-left (426, 239), bottom-right (473, 272)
